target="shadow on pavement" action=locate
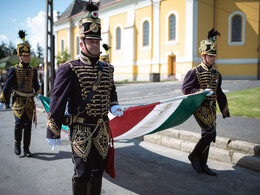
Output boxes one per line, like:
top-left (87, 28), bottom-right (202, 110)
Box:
top-left (103, 139), bottom-right (260, 195)
top-left (31, 151), bottom-right (72, 161)
top-left (103, 139), bottom-right (206, 194)
top-left (233, 154), bottom-right (260, 172)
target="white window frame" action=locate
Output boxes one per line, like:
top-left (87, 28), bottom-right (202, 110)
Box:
top-left (140, 17), bottom-right (152, 50)
top-left (113, 24), bottom-right (123, 53)
top-left (228, 11), bottom-right (245, 46)
top-left (116, 27), bottom-right (122, 50)
top-left (166, 10), bottom-right (179, 45)
top-left (74, 35), bottom-right (80, 58)
top-left (60, 38), bottom-right (65, 53)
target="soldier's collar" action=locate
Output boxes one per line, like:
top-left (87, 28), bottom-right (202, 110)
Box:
top-left (18, 62), bottom-right (30, 68)
top-left (79, 52), bottom-right (92, 65)
top-left (80, 52), bottom-right (99, 65)
top-left (201, 62), bottom-right (212, 71)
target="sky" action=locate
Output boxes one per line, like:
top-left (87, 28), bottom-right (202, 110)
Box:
top-left (0, 0), bottom-right (74, 53)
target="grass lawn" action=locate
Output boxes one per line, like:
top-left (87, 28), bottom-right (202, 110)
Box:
top-left (217, 87), bottom-right (260, 119)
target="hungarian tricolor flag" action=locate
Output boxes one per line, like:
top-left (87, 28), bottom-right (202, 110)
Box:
top-left (39, 91), bottom-right (208, 139)
top-left (39, 95), bottom-right (70, 133)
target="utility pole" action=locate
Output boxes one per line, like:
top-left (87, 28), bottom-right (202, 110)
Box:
top-left (44, 0), bottom-right (55, 96)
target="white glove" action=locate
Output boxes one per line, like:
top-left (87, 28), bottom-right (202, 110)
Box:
top-left (205, 89), bottom-right (214, 96)
top-left (111, 105), bottom-right (124, 117)
top-left (0, 103), bottom-right (4, 111)
top-left (36, 93), bottom-right (41, 100)
top-left (46, 138), bottom-right (61, 151)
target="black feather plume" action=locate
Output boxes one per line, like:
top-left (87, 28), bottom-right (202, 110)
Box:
top-left (18, 30), bottom-right (27, 39)
top-left (84, 0), bottom-right (100, 12)
top-left (102, 44), bottom-right (111, 51)
top-left (208, 28), bottom-right (220, 39)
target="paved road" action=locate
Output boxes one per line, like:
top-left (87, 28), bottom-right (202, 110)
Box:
top-left (0, 110), bottom-right (260, 195)
top-left (0, 80), bottom-right (259, 195)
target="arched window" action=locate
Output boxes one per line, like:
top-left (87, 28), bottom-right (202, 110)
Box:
top-left (76, 36), bottom-right (80, 55)
top-left (61, 39), bottom-right (65, 53)
top-left (143, 21), bottom-right (149, 46)
top-left (169, 14), bottom-right (176, 41)
top-left (228, 11), bottom-right (245, 45)
top-left (232, 15), bottom-right (242, 42)
top-left (166, 10), bottom-right (178, 45)
top-left (116, 27), bottom-right (121, 50)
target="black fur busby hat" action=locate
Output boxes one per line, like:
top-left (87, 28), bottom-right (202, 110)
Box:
top-left (198, 28), bottom-right (220, 56)
top-left (17, 30), bottom-right (30, 56)
top-left (100, 43), bottom-right (111, 63)
top-left (78, 0), bottom-right (101, 40)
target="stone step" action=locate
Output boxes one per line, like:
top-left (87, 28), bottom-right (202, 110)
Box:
top-left (143, 128), bottom-right (260, 172)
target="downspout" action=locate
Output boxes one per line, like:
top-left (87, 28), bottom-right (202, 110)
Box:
top-left (213, 0), bottom-right (216, 28)
top-left (151, 0), bottom-right (153, 73)
top-left (258, 1), bottom-right (260, 79)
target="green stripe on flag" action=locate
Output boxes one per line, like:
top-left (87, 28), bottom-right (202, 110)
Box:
top-left (148, 92), bottom-right (207, 134)
top-left (39, 96), bottom-right (70, 133)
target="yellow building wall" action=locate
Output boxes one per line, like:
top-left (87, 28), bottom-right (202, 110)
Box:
top-left (216, 0), bottom-right (259, 59)
top-left (197, 0), bottom-right (214, 58)
top-left (55, 0), bottom-right (259, 80)
top-left (160, 0), bottom-right (186, 58)
top-left (72, 26), bottom-right (79, 59)
top-left (101, 19), bottom-right (103, 32)
top-left (135, 5), bottom-right (153, 77)
top-left (197, 0), bottom-right (259, 78)
top-left (160, 0), bottom-right (187, 78)
top-left (216, 64), bottom-right (257, 76)
top-left (57, 29), bottom-right (67, 54)
top-left (109, 12), bottom-right (127, 63)
top-left (135, 6), bottom-right (153, 61)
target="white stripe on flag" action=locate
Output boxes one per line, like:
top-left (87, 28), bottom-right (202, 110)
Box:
top-left (114, 99), bottom-right (183, 140)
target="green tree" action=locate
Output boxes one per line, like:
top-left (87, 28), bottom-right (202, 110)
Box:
top-left (36, 43), bottom-right (44, 60)
top-left (0, 41), bottom-right (17, 59)
top-left (0, 42), bottom-right (8, 58)
top-left (30, 56), bottom-right (43, 68)
top-left (7, 41), bottom-right (16, 55)
top-left (56, 49), bottom-right (71, 65)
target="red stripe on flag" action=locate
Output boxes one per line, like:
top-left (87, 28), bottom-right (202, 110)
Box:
top-left (109, 102), bottom-right (160, 138)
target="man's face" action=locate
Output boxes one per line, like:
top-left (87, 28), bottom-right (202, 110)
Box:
top-left (202, 54), bottom-right (215, 66)
top-left (80, 39), bottom-right (101, 57)
top-left (19, 55), bottom-right (30, 64)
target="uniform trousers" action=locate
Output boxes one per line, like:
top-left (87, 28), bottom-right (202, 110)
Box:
top-left (14, 114), bottom-right (32, 150)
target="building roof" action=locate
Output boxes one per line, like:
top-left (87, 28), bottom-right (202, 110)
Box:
top-left (57, 0), bottom-right (121, 21)
top-left (58, 0), bottom-right (86, 20)
top-left (100, 0), bottom-right (121, 7)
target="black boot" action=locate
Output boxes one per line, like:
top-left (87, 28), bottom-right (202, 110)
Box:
top-left (24, 148), bottom-right (33, 157)
top-left (14, 142), bottom-right (21, 155)
top-left (202, 165), bottom-right (217, 176)
top-left (188, 140), bottom-right (208, 173)
top-left (24, 124), bottom-right (32, 157)
top-left (188, 152), bottom-right (202, 172)
top-left (14, 126), bottom-right (22, 155)
top-left (200, 146), bottom-right (217, 176)
top-left (91, 176), bottom-right (102, 195)
top-left (72, 181), bottom-right (91, 195)
top-left (188, 131), bottom-right (216, 173)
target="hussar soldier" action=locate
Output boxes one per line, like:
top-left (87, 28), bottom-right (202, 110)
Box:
top-left (0, 30), bottom-right (40, 157)
top-left (182, 28), bottom-right (230, 176)
top-left (46, 1), bottom-right (124, 194)
top-left (100, 43), bottom-right (111, 63)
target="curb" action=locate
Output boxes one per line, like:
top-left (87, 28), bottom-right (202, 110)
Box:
top-left (143, 128), bottom-right (260, 172)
